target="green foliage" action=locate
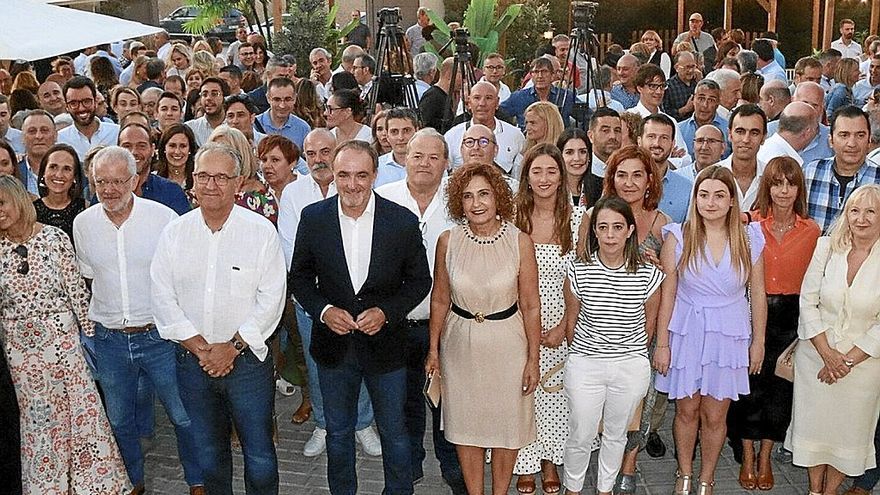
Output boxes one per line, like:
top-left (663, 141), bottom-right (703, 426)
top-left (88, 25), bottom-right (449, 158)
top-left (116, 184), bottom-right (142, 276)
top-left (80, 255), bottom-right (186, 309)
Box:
top-left (182, 0), bottom-right (248, 35)
top-left (503, 0), bottom-right (553, 86)
top-left (424, 0), bottom-right (523, 66)
top-left (272, 0), bottom-right (359, 76)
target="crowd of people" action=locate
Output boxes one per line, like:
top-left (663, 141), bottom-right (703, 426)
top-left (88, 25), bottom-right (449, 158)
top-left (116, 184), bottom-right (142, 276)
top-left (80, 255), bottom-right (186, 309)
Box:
top-left (2, 6), bottom-right (880, 495)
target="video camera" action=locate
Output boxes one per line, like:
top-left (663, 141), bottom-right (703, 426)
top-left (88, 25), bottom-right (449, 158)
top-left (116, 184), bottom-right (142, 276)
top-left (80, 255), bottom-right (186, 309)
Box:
top-left (377, 7), bottom-right (401, 27)
top-left (572, 1), bottom-right (599, 31)
top-left (452, 28), bottom-right (470, 54)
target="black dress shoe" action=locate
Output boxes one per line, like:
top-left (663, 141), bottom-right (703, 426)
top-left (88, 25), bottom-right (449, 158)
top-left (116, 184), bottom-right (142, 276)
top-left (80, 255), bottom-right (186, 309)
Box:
top-left (646, 431), bottom-right (667, 458)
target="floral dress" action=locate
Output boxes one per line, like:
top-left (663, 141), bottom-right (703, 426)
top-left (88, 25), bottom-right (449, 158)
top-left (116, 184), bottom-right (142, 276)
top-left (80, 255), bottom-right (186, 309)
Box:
top-left (236, 189), bottom-right (278, 226)
top-left (0, 226), bottom-right (130, 494)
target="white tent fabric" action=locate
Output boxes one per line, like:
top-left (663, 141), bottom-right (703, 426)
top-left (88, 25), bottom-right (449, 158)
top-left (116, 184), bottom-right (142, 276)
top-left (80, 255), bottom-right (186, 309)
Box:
top-left (1, 0), bottom-right (162, 61)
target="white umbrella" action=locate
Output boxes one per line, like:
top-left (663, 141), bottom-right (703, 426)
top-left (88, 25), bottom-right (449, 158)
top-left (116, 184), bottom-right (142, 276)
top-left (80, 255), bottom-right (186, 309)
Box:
top-left (1, 0), bottom-right (162, 61)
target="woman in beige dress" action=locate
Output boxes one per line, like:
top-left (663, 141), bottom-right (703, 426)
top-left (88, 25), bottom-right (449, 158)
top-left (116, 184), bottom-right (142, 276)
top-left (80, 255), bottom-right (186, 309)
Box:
top-left (425, 161), bottom-right (542, 495)
top-left (787, 184), bottom-right (880, 495)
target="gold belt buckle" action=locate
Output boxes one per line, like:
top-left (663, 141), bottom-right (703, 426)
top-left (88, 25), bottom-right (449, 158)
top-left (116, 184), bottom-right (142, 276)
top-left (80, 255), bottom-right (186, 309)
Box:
top-left (474, 311), bottom-right (485, 323)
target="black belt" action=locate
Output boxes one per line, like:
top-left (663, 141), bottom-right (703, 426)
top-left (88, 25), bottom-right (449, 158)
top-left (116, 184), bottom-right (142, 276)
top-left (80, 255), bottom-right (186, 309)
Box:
top-left (450, 303), bottom-right (518, 323)
top-left (108, 324), bottom-right (155, 334)
top-left (406, 319), bottom-right (429, 328)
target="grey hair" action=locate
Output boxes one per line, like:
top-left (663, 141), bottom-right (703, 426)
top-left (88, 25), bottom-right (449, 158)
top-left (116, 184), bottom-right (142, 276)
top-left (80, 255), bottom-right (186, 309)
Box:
top-left (92, 145), bottom-right (138, 176)
top-left (706, 68), bottom-right (742, 91)
top-left (310, 47), bottom-right (331, 60)
top-left (736, 50), bottom-right (758, 74)
top-left (194, 142), bottom-right (243, 176)
top-left (407, 127), bottom-right (448, 159)
top-left (413, 52), bottom-right (439, 79)
top-left (141, 86), bottom-right (163, 100)
top-left (341, 45), bottom-right (365, 64)
top-left (869, 110), bottom-right (880, 144)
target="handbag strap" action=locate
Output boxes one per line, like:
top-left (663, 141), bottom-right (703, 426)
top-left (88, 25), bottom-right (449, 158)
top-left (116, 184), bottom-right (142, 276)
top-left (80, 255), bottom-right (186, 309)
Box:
top-left (539, 360), bottom-right (565, 393)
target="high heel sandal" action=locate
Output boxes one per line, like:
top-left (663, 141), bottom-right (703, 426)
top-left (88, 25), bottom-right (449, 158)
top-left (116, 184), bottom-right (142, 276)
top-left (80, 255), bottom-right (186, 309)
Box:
top-left (696, 480), bottom-right (714, 495)
top-left (673, 471), bottom-right (693, 495)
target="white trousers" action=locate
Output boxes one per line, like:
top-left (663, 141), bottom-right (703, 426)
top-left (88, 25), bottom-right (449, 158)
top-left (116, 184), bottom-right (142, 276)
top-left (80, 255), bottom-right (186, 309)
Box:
top-left (562, 353), bottom-right (651, 493)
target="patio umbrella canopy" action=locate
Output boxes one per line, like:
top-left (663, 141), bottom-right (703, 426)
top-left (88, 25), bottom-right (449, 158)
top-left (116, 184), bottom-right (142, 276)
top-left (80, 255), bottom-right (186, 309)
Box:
top-left (1, 0), bottom-right (162, 61)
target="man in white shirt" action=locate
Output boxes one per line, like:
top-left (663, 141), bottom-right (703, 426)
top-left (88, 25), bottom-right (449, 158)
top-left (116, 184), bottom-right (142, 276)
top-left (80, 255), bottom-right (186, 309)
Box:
top-left (0, 96), bottom-right (22, 155)
top-left (185, 78), bottom-right (229, 146)
top-left (309, 48), bottom-right (333, 101)
top-left (632, 65), bottom-right (690, 160)
top-left (276, 129), bottom-right (381, 458)
top-left (719, 104), bottom-right (767, 211)
top-left (831, 18), bottom-right (863, 60)
top-left (445, 81), bottom-right (525, 174)
top-left (289, 140), bottom-right (431, 495)
top-left (854, 54), bottom-right (880, 106)
top-left (458, 124), bottom-right (520, 191)
top-left (376, 108), bottom-right (419, 187)
top-left (405, 7), bottom-right (431, 57)
top-left (757, 80), bottom-right (791, 122)
top-left (57, 76), bottom-right (119, 161)
top-left (37, 81), bottom-right (66, 118)
top-left (757, 102), bottom-right (818, 166)
top-left (73, 146), bottom-right (203, 495)
top-left (151, 143), bottom-right (286, 495)
top-left (154, 31), bottom-right (172, 61)
top-left (375, 129), bottom-right (465, 492)
top-left (352, 54), bottom-right (375, 100)
top-left (481, 53), bottom-right (512, 103)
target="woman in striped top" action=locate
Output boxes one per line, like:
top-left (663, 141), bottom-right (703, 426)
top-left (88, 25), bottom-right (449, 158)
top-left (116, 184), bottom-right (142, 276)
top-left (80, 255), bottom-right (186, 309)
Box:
top-left (562, 196), bottom-right (664, 495)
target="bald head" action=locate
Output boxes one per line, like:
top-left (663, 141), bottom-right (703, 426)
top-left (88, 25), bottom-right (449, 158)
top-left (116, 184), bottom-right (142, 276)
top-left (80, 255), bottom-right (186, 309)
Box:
top-left (439, 57), bottom-right (455, 81)
top-left (693, 124), bottom-right (725, 169)
top-left (461, 123), bottom-right (498, 166)
top-left (778, 101), bottom-right (819, 151)
top-left (792, 81), bottom-right (825, 123)
top-left (758, 79), bottom-right (791, 120)
top-left (37, 81), bottom-right (65, 116)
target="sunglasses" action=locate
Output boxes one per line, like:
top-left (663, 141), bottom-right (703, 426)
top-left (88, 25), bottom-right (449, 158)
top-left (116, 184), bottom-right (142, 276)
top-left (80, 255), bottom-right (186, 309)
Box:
top-left (13, 245), bottom-right (28, 275)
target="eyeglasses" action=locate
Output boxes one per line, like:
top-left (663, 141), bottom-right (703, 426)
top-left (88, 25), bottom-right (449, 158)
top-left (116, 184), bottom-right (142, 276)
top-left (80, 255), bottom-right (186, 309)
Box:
top-left (645, 83), bottom-right (667, 91)
top-left (194, 172), bottom-right (237, 186)
top-left (12, 245), bottom-right (28, 276)
top-left (324, 105), bottom-right (346, 113)
top-left (694, 137), bottom-right (724, 146)
top-left (530, 69), bottom-right (551, 76)
top-left (200, 91), bottom-right (223, 99)
top-left (484, 64), bottom-right (505, 71)
top-left (67, 98), bottom-right (94, 108)
top-left (462, 137), bottom-right (495, 149)
top-left (95, 175), bottom-right (134, 188)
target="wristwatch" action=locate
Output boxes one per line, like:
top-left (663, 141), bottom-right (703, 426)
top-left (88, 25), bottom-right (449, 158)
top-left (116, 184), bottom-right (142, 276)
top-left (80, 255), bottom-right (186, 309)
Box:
top-left (229, 336), bottom-right (246, 355)
top-left (844, 358), bottom-right (855, 368)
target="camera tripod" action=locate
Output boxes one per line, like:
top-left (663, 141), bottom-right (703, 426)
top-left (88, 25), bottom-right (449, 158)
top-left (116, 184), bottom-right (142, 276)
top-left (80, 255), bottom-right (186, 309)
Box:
top-left (440, 29), bottom-right (477, 133)
top-left (556, 2), bottom-right (605, 130)
top-left (365, 8), bottom-right (419, 121)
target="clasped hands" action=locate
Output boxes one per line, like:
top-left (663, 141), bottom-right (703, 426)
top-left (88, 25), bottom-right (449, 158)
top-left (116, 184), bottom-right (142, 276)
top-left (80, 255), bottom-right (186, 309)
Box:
top-left (196, 342), bottom-right (239, 378)
top-left (324, 306), bottom-right (386, 336)
top-left (817, 348), bottom-right (852, 384)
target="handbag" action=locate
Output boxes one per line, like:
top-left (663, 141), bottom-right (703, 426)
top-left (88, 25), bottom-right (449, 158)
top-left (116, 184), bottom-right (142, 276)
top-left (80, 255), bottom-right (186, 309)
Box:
top-left (423, 371), bottom-right (441, 408)
top-left (774, 339), bottom-right (797, 382)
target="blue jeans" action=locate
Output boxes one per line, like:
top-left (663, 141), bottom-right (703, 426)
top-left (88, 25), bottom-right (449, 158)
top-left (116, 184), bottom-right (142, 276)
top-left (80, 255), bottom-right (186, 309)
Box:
top-left (404, 321), bottom-right (462, 483)
top-left (93, 323), bottom-right (200, 486)
top-left (319, 347), bottom-right (413, 495)
top-left (854, 413), bottom-right (880, 490)
top-left (177, 346), bottom-right (278, 495)
top-left (296, 303), bottom-right (373, 430)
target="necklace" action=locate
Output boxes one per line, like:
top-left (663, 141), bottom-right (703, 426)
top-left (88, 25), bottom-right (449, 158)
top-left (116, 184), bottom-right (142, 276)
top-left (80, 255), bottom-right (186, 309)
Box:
top-left (771, 220), bottom-right (795, 233)
top-left (6, 223), bottom-right (37, 244)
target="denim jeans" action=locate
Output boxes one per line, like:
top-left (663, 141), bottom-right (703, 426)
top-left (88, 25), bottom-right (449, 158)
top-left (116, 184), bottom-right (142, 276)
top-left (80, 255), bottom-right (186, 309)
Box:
top-left (404, 321), bottom-right (462, 483)
top-left (854, 413), bottom-right (880, 490)
top-left (177, 346), bottom-right (278, 495)
top-left (93, 323), bottom-right (200, 486)
top-left (296, 303), bottom-right (374, 430)
top-left (319, 346), bottom-right (413, 495)
top-left (135, 374), bottom-right (154, 438)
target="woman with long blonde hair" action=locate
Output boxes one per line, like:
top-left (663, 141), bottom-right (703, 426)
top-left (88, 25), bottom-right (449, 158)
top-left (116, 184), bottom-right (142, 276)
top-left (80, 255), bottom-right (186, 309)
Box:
top-left (654, 165), bottom-right (767, 495)
top-left (524, 102), bottom-right (564, 152)
top-left (165, 43), bottom-right (193, 78)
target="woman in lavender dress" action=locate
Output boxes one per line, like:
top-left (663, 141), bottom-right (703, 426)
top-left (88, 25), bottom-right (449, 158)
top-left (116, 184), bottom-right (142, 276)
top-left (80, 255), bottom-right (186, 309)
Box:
top-left (653, 166), bottom-right (767, 495)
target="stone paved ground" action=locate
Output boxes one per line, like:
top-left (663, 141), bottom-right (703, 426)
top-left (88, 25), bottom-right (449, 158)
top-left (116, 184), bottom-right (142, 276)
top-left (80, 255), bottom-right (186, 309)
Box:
top-left (144, 390), bottom-right (823, 494)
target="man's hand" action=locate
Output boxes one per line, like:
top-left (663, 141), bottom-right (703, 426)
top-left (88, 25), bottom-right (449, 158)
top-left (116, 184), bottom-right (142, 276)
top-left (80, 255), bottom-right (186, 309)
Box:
top-left (356, 307), bottom-right (386, 335)
top-left (324, 307), bottom-right (358, 335)
top-left (198, 342), bottom-right (239, 377)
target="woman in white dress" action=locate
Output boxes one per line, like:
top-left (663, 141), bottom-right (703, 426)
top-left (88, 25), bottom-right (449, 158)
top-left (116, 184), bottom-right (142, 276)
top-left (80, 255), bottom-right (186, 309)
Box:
top-left (787, 184), bottom-right (880, 495)
top-left (512, 143), bottom-right (583, 494)
top-left (325, 89), bottom-right (373, 143)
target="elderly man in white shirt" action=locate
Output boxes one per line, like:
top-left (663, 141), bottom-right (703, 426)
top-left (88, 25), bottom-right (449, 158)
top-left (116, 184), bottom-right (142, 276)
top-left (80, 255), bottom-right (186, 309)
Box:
top-left (276, 128), bottom-right (382, 458)
top-left (375, 129), bottom-right (465, 492)
top-left (445, 81), bottom-right (524, 174)
top-left (73, 146), bottom-right (202, 495)
top-left (757, 101), bottom-right (818, 167)
top-left (151, 143), bottom-right (285, 495)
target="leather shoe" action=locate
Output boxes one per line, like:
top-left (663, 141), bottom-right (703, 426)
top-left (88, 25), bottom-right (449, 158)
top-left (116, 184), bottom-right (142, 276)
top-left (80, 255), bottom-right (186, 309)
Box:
top-left (189, 487), bottom-right (206, 495)
top-left (130, 484), bottom-right (145, 495)
top-left (646, 431), bottom-right (666, 458)
top-left (844, 488), bottom-right (871, 495)
top-left (291, 397), bottom-right (312, 424)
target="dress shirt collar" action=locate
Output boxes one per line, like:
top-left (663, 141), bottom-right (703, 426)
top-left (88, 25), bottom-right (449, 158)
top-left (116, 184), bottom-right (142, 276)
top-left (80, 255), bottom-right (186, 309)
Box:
top-left (591, 153), bottom-right (607, 177)
top-left (338, 191), bottom-right (376, 221)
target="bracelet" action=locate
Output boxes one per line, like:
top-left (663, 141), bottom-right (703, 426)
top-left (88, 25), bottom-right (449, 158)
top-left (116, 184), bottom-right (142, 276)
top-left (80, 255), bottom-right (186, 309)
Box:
top-left (844, 359), bottom-right (855, 368)
top-left (656, 344), bottom-right (670, 349)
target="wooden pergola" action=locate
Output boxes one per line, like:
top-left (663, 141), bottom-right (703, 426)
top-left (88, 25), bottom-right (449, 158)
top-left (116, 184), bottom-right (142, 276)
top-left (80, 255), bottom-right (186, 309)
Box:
top-left (675, 0), bottom-right (880, 50)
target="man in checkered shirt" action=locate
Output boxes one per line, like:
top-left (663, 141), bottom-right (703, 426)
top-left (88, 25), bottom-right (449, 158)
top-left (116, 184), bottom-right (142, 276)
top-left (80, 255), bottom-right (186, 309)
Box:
top-left (804, 105), bottom-right (880, 233)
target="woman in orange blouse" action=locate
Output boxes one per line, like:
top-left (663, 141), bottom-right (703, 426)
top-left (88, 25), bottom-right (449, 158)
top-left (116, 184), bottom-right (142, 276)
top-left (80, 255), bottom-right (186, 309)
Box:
top-left (727, 157), bottom-right (820, 491)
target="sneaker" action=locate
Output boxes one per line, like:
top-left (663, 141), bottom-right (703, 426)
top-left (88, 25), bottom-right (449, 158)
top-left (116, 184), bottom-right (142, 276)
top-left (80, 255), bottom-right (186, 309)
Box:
top-left (355, 426), bottom-right (382, 456)
top-left (275, 377), bottom-right (297, 396)
top-left (646, 431), bottom-right (667, 458)
top-left (303, 427), bottom-right (327, 457)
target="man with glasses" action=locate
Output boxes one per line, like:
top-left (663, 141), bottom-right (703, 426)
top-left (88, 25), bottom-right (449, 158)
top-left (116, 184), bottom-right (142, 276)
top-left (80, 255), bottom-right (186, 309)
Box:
top-left (632, 65), bottom-right (690, 160)
top-left (675, 125), bottom-right (727, 180)
top-left (57, 76), bottom-right (119, 161)
top-left (445, 81), bottom-right (525, 174)
top-left (481, 53), bottom-right (511, 103)
top-left (236, 42), bottom-right (257, 72)
top-left (152, 142), bottom-right (286, 495)
top-left (247, 56), bottom-right (298, 114)
top-left (678, 79), bottom-right (729, 159)
top-left (501, 57), bottom-right (576, 130)
top-left (663, 51), bottom-right (698, 122)
top-left (256, 77), bottom-right (311, 150)
top-left (458, 124), bottom-right (520, 191)
top-left (185, 78), bottom-right (230, 146)
top-left (674, 12), bottom-right (716, 57)
top-left (73, 146), bottom-right (203, 495)
top-left (119, 122), bottom-right (190, 215)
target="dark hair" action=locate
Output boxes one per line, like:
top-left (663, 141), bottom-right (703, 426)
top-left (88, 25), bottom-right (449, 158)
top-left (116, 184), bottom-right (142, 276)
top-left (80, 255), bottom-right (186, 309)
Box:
top-left (0, 139), bottom-right (23, 184)
top-left (200, 76), bottom-right (230, 96)
top-left (589, 106), bottom-right (620, 129)
top-left (257, 134), bottom-right (301, 166)
top-left (9, 89), bottom-right (39, 116)
top-left (331, 71), bottom-right (359, 91)
top-left (754, 156), bottom-right (809, 219)
top-left (384, 107), bottom-right (420, 130)
top-left (164, 74), bottom-right (186, 92)
top-left (556, 127), bottom-right (591, 202)
top-left (62, 75), bottom-right (96, 98)
top-left (633, 63), bottom-right (665, 87)
top-left (155, 123), bottom-right (197, 190)
top-left (330, 89), bottom-right (364, 119)
top-left (751, 39), bottom-right (774, 62)
top-left (38, 143), bottom-right (84, 200)
top-left (583, 195), bottom-right (642, 273)
top-left (356, 54), bottom-right (376, 74)
top-left (158, 91), bottom-right (182, 107)
top-left (446, 161), bottom-right (515, 222)
top-left (145, 58), bottom-right (166, 80)
top-left (219, 65), bottom-right (243, 79)
top-left (714, 40), bottom-right (739, 68)
top-left (603, 145), bottom-right (662, 211)
top-left (831, 105), bottom-right (871, 134)
top-left (729, 103), bottom-right (768, 135)
top-left (334, 139), bottom-right (378, 171)
top-left (515, 143), bottom-right (574, 254)
top-left (641, 113), bottom-right (677, 140)
top-left (223, 93), bottom-right (257, 114)
top-left (820, 48), bottom-right (842, 62)
top-left (267, 76), bottom-right (295, 91)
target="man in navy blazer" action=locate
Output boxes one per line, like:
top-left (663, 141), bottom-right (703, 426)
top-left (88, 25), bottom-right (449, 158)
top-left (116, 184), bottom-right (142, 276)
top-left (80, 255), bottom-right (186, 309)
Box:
top-left (289, 140), bottom-right (431, 495)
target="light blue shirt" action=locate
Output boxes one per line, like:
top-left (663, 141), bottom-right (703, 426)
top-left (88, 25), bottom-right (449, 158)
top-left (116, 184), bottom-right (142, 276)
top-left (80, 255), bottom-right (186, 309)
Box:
top-left (3, 127), bottom-right (23, 155)
top-left (757, 60), bottom-right (788, 84)
top-left (767, 120), bottom-right (833, 165)
top-left (678, 114), bottom-right (730, 159)
top-left (659, 167), bottom-right (693, 224)
top-left (57, 119), bottom-right (120, 161)
top-left (375, 152), bottom-right (407, 188)
top-left (256, 111), bottom-right (310, 149)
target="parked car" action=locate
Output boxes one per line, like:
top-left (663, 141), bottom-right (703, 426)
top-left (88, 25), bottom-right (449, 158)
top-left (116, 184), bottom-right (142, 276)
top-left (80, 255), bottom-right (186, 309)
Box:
top-left (249, 14), bottom-right (292, 36)
top-left (159, 7), bottom-right (244, 42)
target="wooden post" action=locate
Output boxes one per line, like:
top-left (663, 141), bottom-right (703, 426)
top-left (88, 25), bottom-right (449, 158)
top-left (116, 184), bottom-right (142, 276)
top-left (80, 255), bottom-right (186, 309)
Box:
top-left (812, 0), bottom-right (821, 50)
top-left (723, 0), bottom-right (732, 31)
top-left (272, 0), bottom-right (282, 33)
top-left (768, 0), bottom-right (777, 32)
top-left (677, 0), bottom-right (685, 36)
top-left (872, 0), bottom-right (880, 36)
top-left (823, 0), bottom-right (835, 50)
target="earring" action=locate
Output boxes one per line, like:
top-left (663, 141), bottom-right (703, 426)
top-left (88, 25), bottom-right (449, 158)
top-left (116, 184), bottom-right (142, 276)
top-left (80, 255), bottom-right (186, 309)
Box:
top-left (495, 214), bottom-right (501, 221)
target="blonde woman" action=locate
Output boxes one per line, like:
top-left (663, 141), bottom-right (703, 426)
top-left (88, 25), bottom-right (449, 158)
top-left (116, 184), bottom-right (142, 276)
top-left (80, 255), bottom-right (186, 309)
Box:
top-left (165, 43), bottom-right (193, 78)
top-left (641, 30), bottom-right (673, 77)
top-left (524, 101), bottom-right (564, 152)
top-left (192, 50), bottom-right (220, 78)
top-left (825, 57), bottom-right (861, 120)
top-left (654, 165), bottom-right (767, 495)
